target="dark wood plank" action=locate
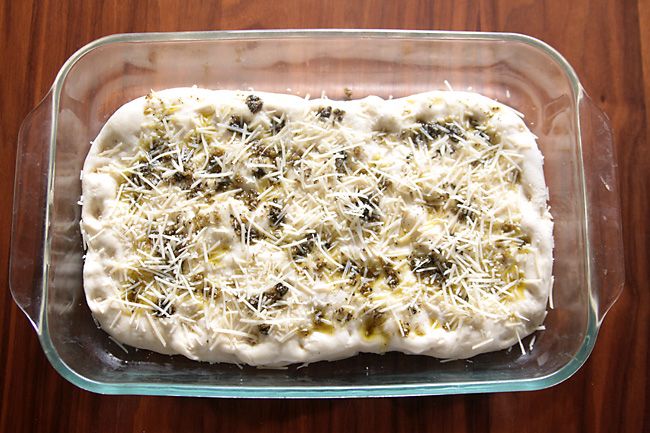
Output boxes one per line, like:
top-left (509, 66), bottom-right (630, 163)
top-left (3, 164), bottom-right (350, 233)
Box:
top-left (0, 0), bottom-right (647, 432)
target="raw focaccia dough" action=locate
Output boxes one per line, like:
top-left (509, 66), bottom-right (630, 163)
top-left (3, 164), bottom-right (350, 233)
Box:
top-left (80, 88), bottom-right (553, 367)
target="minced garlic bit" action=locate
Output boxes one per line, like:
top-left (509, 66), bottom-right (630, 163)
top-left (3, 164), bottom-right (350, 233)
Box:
top-left (80, 88), bottom-right (553, 366)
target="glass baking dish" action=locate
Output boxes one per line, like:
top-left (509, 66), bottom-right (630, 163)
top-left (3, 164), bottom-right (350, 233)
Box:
top-left (10, 30), bottom-right (624, 397)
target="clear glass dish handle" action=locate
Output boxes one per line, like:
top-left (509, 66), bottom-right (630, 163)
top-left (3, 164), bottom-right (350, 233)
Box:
top-left (579, 92), bottom-right (625, 325)
top-left (10, 92), bottom-right (53, 332)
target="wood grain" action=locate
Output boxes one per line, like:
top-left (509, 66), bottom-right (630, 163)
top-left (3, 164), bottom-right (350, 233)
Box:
top-left (1, 0), bottom-right (647, 432)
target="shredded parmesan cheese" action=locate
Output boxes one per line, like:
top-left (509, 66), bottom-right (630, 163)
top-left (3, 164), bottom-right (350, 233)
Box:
top-left (80, 88), bottom-right (553, 367)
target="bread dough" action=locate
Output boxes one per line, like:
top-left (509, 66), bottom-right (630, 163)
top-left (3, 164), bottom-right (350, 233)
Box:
top-left (80, 88), bottom-right (553, 367)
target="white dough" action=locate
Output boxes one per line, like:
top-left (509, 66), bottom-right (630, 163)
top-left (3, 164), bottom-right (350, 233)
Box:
top-left (80, 88), bottom-right (553, 367)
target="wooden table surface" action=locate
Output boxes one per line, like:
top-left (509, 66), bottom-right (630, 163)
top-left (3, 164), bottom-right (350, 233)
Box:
top-left (1, 0), bottom-right (648, 432)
